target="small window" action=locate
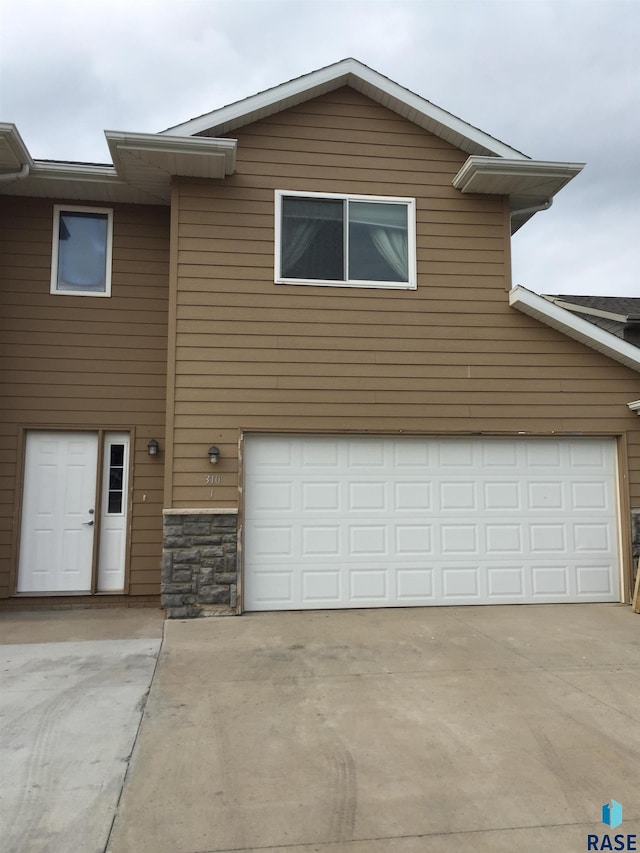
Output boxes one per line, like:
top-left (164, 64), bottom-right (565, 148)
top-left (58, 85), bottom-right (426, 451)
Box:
top-left (51, 205), bottom-right (113, 296)
top-left (275, 190), bottom-right (416, 289)
top-left (105, 441), bottom-right (126, 515)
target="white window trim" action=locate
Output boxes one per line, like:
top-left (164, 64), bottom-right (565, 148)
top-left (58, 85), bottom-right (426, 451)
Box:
top-left (50, 204), bottom-right (114, 297)
top-left (275, 190), bottom-right (417, 290)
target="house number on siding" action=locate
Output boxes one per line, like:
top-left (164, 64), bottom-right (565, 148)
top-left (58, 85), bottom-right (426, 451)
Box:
top-left (205, 474), bottom-right (221, 497)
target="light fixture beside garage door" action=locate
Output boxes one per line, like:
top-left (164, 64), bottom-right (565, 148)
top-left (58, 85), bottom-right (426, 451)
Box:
top-left (208, 445), bottom-right (220, 465)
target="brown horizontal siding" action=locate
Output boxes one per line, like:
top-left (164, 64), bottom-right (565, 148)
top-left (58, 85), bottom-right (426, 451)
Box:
top-left (0, 595), bottom-right (161, 612)
top-left (169, 85), bottom-right (640, 528)
top-left (171, 375), bottom-right (640, 395)
top-left (0, 196), bottom-right (170, 599)
top-left (178, 188), bottom-right (502, 218)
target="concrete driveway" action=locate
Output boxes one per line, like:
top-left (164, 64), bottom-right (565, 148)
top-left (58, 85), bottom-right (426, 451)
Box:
top-left (0, 608), bottom-right (164, 853)
top-left (106, 604), bottom-right (640, 853)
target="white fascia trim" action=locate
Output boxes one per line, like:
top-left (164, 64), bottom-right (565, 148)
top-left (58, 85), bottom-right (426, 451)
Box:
top-left (105, 130), bottom-right (237, 173)
top-left (161, 58), bottom-right (527, 160)
top-left (453, 157), bottom-right (585, 193)
top-left (510, 286), bottom-right (640, 373)
top-left (31, 161), bottom-right (120, 182)
top-left (0, 122), bottom-right (34, 168)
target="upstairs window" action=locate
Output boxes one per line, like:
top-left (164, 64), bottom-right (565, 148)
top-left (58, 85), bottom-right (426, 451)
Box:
top-left (275, 190), bottom-right (416, 289)
top-left (51, 205), bottom-right (113, 296)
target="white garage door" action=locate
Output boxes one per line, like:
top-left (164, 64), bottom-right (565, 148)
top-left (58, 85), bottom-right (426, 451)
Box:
top-left (243, 435), bottom-right (621, 611)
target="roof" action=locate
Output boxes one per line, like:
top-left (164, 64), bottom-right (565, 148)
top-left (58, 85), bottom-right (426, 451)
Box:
top-left (0, 123), bottom-right (236, 205)
top-left (163, 58), bottom-right (528, 160)
top-left (542, 295), bottom-right (640, 342)
top-left (509, 287), bottom-right (640, 373)
top-left (1, 58), bottom-right (582, 223)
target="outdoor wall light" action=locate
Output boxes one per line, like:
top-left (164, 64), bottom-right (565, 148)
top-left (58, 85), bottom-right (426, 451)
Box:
top-left (147, 439), bottom-right (159, 457)
top-left (208, 445), bottom-right (220, 465)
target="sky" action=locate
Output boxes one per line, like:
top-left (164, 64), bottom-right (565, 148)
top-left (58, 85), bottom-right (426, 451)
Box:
top-left (1, 0), bottom-right (638, 297)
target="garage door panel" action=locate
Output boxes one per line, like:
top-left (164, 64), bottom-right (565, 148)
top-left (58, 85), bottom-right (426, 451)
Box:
top-left (350, 569), bottom-right (388, 601)
top-left (573, 522), bottom-right (611, 552)
top-left (348, 440), bottom-right (385, 467)
top-left (396, 568), bottom-right (434, 600)
top-left (395, 525), bottom-right (433, 555)
top-left (243, 435), bottom-right (620, 610)
top-left (302, 569), bottom-right (341, 603)
top-left (395, 482), bottom-right (432, 510)
top-left (302, 525), bottom-right (341, 556)
top-left (302, 482), bottom-right (341, 511)
top-left (487, 566), bottom-right (526, 598)
top-left (576, 565), bottom-right (616, 596)
top-left (441, 566), bottom-right (482, 599)
top-left (484, 482), bottom-right (522, 510)
top-left (531, 564), bottom-right (569, 597)
top-left (486, 524), bottom-right (523, 554)
top-left (527, 481), bottom-right (564, 510)
top-left (249, 571), bottom-right (293, 607)
top-left (571, 481), bottom-right (610, 510)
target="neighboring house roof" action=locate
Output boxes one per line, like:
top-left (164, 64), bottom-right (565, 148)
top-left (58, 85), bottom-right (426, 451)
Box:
top-left (541, 295), bottom-right (640, 342)
top-left (509, 286), bottom-right (640, 374)
top-left (0, 58), bottom-right (582, 228)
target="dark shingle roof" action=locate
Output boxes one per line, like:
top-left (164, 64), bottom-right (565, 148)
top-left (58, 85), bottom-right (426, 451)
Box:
top-left (543, 295), bottom-right (640, 347)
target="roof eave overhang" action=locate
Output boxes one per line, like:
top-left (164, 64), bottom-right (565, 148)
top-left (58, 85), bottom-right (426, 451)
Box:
top-left (453, 156), bottom-right (585, 234)
top-left (0, 124), bottom-right (237, 205)
top-left (0, 122), bottom-right (33, 171)
top-left (161, 58), bottom-right (528, 160)
top-left (509, 286), bottom-right (640, 374)
top-left (105, 131), bottom-right (236, 203)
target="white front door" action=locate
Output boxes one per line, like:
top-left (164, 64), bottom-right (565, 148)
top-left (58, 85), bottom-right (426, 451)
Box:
top-left (18, 432), bottom-right (98, 593)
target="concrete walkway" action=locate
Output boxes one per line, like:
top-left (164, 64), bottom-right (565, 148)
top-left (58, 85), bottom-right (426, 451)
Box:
top-left (0, 608), bottom-right (164, 853)
top-left (106, 604), bottom-right (640, 853)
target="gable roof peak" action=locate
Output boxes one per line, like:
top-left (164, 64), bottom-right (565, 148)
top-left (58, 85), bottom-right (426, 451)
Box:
top-left (160, 57), bottom-right (529, 160)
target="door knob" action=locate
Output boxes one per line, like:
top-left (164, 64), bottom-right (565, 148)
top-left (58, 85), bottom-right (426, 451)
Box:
top-left (83, 520), bottom-right (94, 526)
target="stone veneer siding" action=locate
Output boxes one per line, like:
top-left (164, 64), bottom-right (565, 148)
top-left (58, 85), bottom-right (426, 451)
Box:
top-left (162, 510), bottom-right (239, 618)
top-left (632, 508), bottom-right (640, 559)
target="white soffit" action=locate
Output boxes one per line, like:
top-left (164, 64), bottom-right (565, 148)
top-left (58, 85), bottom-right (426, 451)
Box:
top-left (453, 156), bottom-right (585, 233)
top-left (105, 131), bottom-right (236, 203)
top-left (0, 124), bottom-right (237, 204)
top-left (453, 156), bottom-right (584, 203)
top-left (509, 286), bottom-right (640, 374)
top-left (161, 58), bottom-right (528, 160)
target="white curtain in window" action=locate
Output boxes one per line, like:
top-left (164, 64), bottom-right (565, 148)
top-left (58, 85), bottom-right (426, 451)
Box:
top-left (281, 220), bottom-right (321, 274)
top-left (371, 227), bottom-right (409, 281)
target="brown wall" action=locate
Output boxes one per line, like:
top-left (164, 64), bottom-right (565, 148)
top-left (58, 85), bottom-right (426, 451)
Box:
top-left (168, 87), bottom-right (640, 514)
top-left (0, 196), bottom-right (169, 598)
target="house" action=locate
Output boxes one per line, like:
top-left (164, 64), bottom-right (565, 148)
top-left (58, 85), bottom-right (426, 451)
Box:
top-left (1, 58), bottom-right (638, 617)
